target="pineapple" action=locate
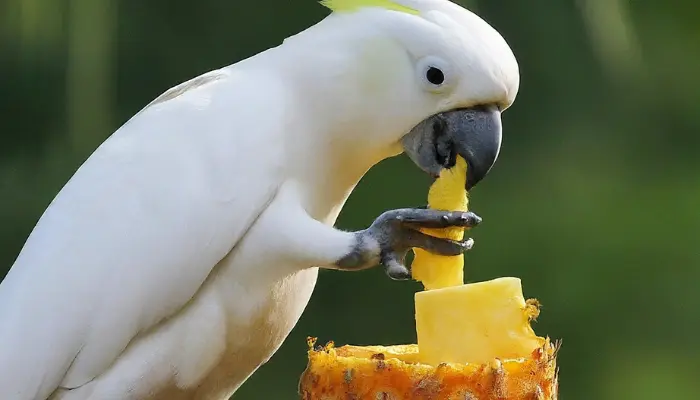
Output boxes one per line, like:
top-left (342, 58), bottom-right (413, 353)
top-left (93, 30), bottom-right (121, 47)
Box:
top-left (299, 157), bottom-right (559, 399)
top-left (414, 277), bottom-right (546, 366)
top-left (300, 337), bottom-right (558, 400)
top-left (411, 156), bottom-right (470, 290)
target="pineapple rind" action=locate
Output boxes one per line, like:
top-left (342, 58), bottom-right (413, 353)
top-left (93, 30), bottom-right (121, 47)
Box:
top-left (299, 338), bottom-right (559, 400)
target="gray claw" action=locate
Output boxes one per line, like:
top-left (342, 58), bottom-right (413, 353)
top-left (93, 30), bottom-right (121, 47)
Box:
top-left (376, 208), bottom-right (481, 229)
top-left (369, 208), bottom-right (480, 279)
top-left (463, 237), bottom-right (475, 251)
top-left (382, 253), bottom-right (411, 280)
top-left (404, 229), bottom-right (472, 256)
top-left (333, 208), bottom-right (481, 278)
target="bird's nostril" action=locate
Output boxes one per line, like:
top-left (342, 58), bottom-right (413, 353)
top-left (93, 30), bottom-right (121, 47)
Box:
top-left (432, 118), bottom-right (457, 169)
top-left (434, 138), bottom-right (457, 169)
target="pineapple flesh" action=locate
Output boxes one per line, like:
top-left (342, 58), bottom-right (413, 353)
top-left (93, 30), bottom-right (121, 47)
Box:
top-left (411, 156), bottom-right (469, 290)
top-left (415, 277), bottom-right (546, 367)
top-left (300, 156), bottom-right (559, 399)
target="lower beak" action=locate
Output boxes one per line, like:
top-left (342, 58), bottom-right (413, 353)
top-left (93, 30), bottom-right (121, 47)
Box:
top-left (401, 105), bottom-right (502, 190)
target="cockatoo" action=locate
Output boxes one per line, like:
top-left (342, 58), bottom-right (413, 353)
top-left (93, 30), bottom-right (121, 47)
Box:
top-left (0, 0), bottom-right (519, 399)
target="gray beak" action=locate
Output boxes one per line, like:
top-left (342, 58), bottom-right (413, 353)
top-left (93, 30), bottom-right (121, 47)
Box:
top-left (401, 104), bottom-right (502, 190)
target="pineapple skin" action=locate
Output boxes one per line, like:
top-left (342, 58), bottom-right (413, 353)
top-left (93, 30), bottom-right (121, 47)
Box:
top-left (299, 339), bottom-right (559, 400)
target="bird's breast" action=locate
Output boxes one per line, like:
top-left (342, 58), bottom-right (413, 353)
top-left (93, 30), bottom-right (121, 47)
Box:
top-left (203, 255), bottom-right (319, 393)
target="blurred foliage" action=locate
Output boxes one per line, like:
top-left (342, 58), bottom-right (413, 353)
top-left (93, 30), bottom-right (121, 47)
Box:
top-left (2, 0), bottom-right (700, 399)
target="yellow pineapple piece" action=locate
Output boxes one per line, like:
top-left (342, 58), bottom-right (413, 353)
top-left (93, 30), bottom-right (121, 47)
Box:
top-left (415, 277), bottom-right (546, 366)
top-left (410, 156), bottom-right (469, 290)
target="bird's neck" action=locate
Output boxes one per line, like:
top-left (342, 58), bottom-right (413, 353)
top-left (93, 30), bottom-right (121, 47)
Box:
top-left (295, 143), bottom-right (395, 224)
top-left (264, 21), bottom-right (407, 223)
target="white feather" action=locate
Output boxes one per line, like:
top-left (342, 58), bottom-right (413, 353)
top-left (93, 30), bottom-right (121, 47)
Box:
top-left (0, 61), bottom-right (292, 399)
top-left (0, 0), bottom-right (520, 398)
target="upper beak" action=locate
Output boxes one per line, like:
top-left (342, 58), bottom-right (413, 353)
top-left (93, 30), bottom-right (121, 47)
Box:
top-left (401, 104), bottom-right (502, 190)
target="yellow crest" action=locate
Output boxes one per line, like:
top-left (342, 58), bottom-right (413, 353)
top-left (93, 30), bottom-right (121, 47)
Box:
top-left (320, 0), bottom-right (419, 15)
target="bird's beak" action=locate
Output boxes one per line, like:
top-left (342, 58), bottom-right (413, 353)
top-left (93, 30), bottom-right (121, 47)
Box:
top-left (401, 105), bottom-right (502, 190)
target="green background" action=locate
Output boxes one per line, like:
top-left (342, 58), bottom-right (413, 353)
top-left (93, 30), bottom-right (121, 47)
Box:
top-left (2, 0), bottom-right (699, 399)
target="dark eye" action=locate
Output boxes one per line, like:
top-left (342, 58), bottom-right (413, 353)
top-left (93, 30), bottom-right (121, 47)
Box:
top-left (426, 67), bottom-right (445, 85)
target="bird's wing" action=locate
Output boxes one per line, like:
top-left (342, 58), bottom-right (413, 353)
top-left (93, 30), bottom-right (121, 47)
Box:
top-left (0, 67), bottom-right (288, 399)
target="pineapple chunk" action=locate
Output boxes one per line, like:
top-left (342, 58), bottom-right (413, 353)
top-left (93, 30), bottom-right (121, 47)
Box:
top-left (411, 156), bottom-right (469, 290)
top-left (415, 277), bottom-right (546, 366)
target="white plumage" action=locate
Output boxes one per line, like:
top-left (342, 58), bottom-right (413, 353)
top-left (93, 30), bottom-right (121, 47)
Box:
top-left (0, 1), bottom-right (519, 399)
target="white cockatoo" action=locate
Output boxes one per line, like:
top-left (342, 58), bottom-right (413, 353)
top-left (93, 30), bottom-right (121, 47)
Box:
top-left (0, 0), bottom-right (519, 398)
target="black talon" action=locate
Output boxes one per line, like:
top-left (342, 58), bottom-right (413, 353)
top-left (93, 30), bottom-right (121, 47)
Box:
top-left (472, 213), bottom-right (482, 225)
top-left (461, 237), bottom-right (475, 250)
top-left (382, 253), bottom-right (411, 280)
top-left (386, 266), bottom-right (411, 280)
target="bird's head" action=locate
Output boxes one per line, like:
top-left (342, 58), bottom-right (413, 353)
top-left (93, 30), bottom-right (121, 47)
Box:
top-left (283, 0), bottom-right (518, 189)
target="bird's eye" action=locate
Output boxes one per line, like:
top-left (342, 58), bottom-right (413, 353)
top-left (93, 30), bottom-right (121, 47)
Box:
top-left (417, 56), bottom-right (452, 92)
top-left (426, 67), bottom-right (445, 86)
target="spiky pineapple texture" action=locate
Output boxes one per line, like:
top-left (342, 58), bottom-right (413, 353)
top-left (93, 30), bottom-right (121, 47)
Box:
top-left (299, 338), bottom-right (560, 400)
